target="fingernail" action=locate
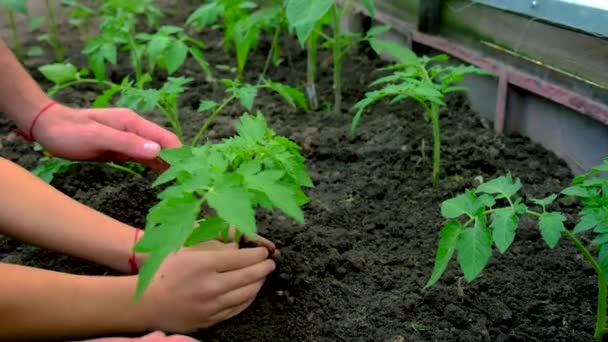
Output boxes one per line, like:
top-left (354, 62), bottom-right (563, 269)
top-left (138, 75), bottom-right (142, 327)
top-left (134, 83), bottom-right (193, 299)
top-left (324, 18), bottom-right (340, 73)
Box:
top-left (143, 142), bottom-right (161, 155)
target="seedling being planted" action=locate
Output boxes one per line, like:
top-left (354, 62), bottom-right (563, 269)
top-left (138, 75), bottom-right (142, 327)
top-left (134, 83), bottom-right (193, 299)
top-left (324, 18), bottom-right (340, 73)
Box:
top-left (425, 158), bottom-right (608, 342)
top-left (350, 53), bottom-right (490, 186)
top-left (132, 112), bottom-right (313, 299)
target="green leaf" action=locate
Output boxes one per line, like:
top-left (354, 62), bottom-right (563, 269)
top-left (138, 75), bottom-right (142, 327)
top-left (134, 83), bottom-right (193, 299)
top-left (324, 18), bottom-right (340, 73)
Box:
top-left (0, 0), bottom-right (28, 14)
top-left (92, 85), bottom-right (120, 108)
top-left (38, 63), bottom-right (79, 85)
top-left (26, 46), bottom-right (44, 57)
top-left (32, 158), bottom-right (75, 183)
top-left (369, 38), bottom-right (418, 64)
top-left (366, 25), bottom-right (391, 37)
top-left (425, 221), bottom-right (463, 288)
top-left (539, 212), bottom-right (566, 248)
top-left (593, 233), bottom-right (608, 246)
top-left (27, 16), bottom-right (45, 31)
top-left (491, 208), bottom-right (518, 253)
top-left (264, 80), bottom-right (308, 111)
top-left (207, 182), bottom-right (256, 236)
top-left (476, 174), bottom-right (522, 199)
top-left (235, 85), bottom-right (258, 111)
top-left (531, 194), bottom-right (558, 208)
top-left (285, 0), bottom-right (333, 44)
top-left (185, 216), bottom-right (230, 246)
top-left (165, 40), bottom-right (188, 74)
top-left (457, 223), bottom-right (492, 282)
top-left (573, 208), bottom-right (607, 234)
top-left (360, 0), bottom-right (375, 17)
top-left (478, 194), bottom-right (496, 208)
top-left (134, 194), bottom-right (203, 299)
top-left (562, 185), bottom-right (591, 198)
top-left (198, 100), bottom-right (218, 112)
top-left (245, 170), bottom-right (304, 223)
top-left (441, 191), bottom-right (483, 219)
top-left (235, 112), bottom-right (268, 143)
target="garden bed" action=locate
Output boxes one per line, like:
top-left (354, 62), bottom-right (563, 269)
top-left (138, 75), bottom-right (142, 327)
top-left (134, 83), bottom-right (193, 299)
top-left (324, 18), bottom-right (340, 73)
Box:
top-left (0, 2), bottom-right (599, 341)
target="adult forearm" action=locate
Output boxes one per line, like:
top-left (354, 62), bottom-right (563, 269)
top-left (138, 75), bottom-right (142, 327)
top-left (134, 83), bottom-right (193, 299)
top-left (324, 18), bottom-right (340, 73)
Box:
top-left (0, 37), bottom-right (51, 131)
top-left (0, 157), bottom-right (143, 274)
top-left (0, 262), bottom-right (149, 341)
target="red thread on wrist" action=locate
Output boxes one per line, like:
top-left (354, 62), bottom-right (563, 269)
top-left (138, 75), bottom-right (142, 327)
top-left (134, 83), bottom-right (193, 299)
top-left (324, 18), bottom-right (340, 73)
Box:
top-left (129, 229), bottom-right (141, 274)
top-left (16, 101), bottom-right (57, 142)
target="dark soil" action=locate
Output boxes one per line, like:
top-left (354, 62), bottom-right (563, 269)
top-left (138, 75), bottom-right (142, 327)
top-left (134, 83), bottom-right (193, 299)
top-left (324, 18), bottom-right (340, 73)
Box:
top-left (0, 2), bottom-right (599, 341)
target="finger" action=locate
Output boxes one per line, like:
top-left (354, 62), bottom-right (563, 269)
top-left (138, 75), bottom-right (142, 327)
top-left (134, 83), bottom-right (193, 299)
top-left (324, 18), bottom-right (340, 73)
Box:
top-left (92, 124), bottom-right (163, 161)
top-left (90, 108), bottom-right (182, 149)
top-left (206, 283), bottom-right (262, 324)
top-left (217, 259), bottom-right (275, 292)
top-left (215, 278), bottom-right (265, 308)
top-left (211, 247), bottom-right (271, 272)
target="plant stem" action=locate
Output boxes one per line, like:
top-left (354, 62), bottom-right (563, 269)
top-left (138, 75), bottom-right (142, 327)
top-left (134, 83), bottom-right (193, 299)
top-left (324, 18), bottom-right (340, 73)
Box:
top-left (105, 163), bottom-right (143, 177)
top-left (127, 32), bottom-right (143, 84)
top-left (158, 105), bottom-right (183, 143)
top-left (46, 0), bottom-right (64, 62)
top-left (306, 31), bottom-right (319, 111)
top-left (331, 5), bottom-right (342, 115)
top-left (430, 105), bottom-right (440, 186)
top-left (561, 230), bottom-right (607, 342)
top-left (47, 78), bottom-right (116, 96)
top-left (191, 95), bottom-right (236, 146)
top-left (259, 26), bottom-right (281, 82)
top-left (6, 10), bottom-right (23, 61)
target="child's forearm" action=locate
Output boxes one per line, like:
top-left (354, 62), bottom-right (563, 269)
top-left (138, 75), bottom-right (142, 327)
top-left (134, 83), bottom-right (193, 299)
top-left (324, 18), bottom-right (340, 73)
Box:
top-left (0, 262), bottom-right (150, 341)
top-left (0, 38), bottom-right (51, 132)
top-left (0, 157), bottom-right (143, 273)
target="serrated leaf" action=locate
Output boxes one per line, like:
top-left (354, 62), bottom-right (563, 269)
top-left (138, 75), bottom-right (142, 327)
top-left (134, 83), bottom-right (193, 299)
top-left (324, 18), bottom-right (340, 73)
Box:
top-left (476, 174), bottom-right (522, 199)
top-left (264, 80), bottom-right (308, 111)
top-left (599, 244), bottom-right (608, 275)
top-left (198, 100), bottom-right (218, 112)
top-left (593, 233), bottom-right (608, 246)
top-left (207, 183), bottom-right (256, 236)
top-left (539, 212), bottom-right (566, 248)
top-left (165, 40), bottom-right (188, 74)
top-left (441, 191), bottom-right (483, 219)
top-left (478, 194), bottom-right (496, 208)
top-left (425, 221), bottom-right (463, 288)
top-left (573, 208), bottom-right (607, 233)
top-left (234, 85), bottom-right (258, 111)
top-left (185, 216), bottom-right (230, 246)
top-left (245, 170), bottom-right (304, 223)
top-left (285, 0), bottom-right (333, 44)
top-left (369, 38), bottom-right (418, 64)
top-left (491, 208), bottom-right (518, 253)
top-left (32, 158), bottom-right (75, 183)
top-left (92, 85), bottom-right (120, 108)
top-left (457, 224), bottom-right (492, 282)
top-left (134, 194), bottom-right (203, 299)
top-left (561, 185), bottom-right (590, 198)
top-left (531, 194), bottom-right (558, 208)
top-left (236, 112), bottom-right (267, 142)
top-left (38, 63), bottom-right (79, 85)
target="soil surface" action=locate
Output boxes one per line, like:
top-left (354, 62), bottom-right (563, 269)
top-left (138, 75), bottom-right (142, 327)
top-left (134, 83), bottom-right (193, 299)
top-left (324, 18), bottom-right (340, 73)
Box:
top-left (0, 2), bottom-right (599, 341)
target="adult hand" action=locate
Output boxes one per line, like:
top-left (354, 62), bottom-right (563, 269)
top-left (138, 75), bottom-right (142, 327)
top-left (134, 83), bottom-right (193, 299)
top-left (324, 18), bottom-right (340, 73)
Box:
top-left (81, 331), bottom-right (199, 342)
top-left (32, 103), bottom-right (182, 170)
top-left (138, 241), bottom-right (276, 333)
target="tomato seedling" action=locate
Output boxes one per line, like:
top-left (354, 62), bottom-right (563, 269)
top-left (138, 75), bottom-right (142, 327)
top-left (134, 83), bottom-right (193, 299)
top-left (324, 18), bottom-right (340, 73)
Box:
top-left (350, 53), bottom-right (490, 186)
top-left (133, 112), bottom-right (314, 299)
top-left (426, 158), bottom-right (608, 342)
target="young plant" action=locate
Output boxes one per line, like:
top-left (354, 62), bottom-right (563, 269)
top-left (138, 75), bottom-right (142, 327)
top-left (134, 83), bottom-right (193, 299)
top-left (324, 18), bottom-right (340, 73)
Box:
top-left (1, 0), bottom-right (28, 60)
top-left (284, 0), bottom-right (378, 113)
top-left (43, 0), bottom-right (64, 62)
top-left (192, 77), bottom-right (308, 146)
top-left (187, 0), bottom-right (285, 78)
top-left (62, 0), bottom-right (95, 42)
top-left (132, 112), bottom-right (313, 299)
top-left (350, 53), bottom-right (490, 186)
top-left (425, 158), bottom-right (608, 342)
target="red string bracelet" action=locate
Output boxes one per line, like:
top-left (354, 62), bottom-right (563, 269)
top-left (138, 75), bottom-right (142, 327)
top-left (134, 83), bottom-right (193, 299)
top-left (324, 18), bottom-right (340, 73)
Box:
top-left (129, 229), bottom-right (142, 274)
top-left (16, 100), bottom-right (57, 142)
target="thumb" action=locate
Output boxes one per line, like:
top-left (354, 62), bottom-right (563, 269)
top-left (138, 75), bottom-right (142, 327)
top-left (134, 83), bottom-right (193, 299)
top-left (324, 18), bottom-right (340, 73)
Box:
top-left (95, 124), bottom-right (162, 160)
